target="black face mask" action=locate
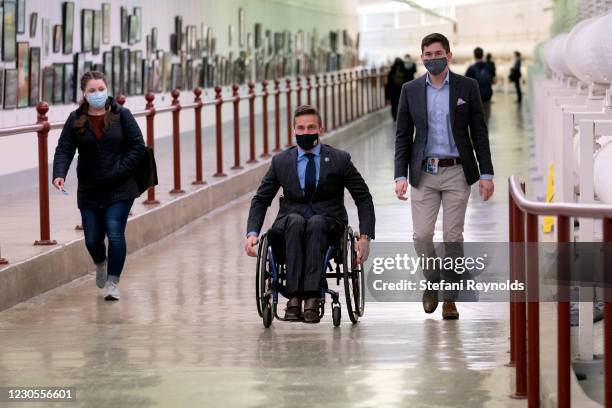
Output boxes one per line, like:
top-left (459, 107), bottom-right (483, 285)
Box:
top-left (296, 133), bottom-right (319, 150)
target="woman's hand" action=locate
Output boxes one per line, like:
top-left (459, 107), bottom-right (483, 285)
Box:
top-left (52, 178), bottom-right (65, 190)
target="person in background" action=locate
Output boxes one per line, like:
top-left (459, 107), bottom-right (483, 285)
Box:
top-left (403, 54), bottom-right (417, 82)
top-left (466, 47), bottom-right (493, 123)
top-left (385, 58), bottom-right (411, 122)
top-left (485, 53), bottom-right (497, 85)
top-left (52, 71), bottom-right (145, 301)
top-left (509, 51), bottom-right (522, 103)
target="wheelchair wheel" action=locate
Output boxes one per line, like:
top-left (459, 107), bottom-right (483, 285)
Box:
top-left (255, 233), bottom-right (269, 318)
top-left (332, 302), bottom-right (341, 327)
top-left (342, 227), bottom-right (365, 323)
top-left (262, 302), bottom-right (272, 328)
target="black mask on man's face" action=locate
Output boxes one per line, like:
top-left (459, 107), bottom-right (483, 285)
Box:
top-left (295, 133), bottom-right (319, 150)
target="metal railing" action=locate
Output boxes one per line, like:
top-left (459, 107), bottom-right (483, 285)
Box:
top-left (508, 175), bottom-right (612, 408)
top-left (0, 67), bottom-right (389, 263)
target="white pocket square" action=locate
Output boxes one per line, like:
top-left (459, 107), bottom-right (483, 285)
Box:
top-left (457, 98), bottom-right (466, 106)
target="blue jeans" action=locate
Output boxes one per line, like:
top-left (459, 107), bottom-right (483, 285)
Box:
top-left (80, 199), bottom-right (134, 280)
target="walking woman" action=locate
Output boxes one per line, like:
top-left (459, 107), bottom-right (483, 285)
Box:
top-left (52, 71), bottom-right (145, 300)
top-left (385, 58), bottom-right (411, 122)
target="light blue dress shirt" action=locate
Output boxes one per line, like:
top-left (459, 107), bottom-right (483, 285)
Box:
top-left (297, 143), bottom-right (321, 191)
top-left (247, 143), bottom-right (321, 237)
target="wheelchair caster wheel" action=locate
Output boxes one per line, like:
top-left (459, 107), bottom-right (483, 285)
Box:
top-left (332, 303), bottom-right (341, 327)
top-left (262, 303), bottom-right (272, 328)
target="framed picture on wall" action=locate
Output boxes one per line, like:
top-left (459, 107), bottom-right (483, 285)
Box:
top-left (74, 52), bottom-right (84, 101)
top-left (111, 46), bottom-right (120, 95)
top-left (52, 64), bottom-right (63, 104)
top-left (128, 14), bottom-right (137, 46)
top-left (103, 51), bottom-right (112, 76)
top-left (53, 25), bottom-right (62, 53)
top-left (142, 60), bottom-right (149, 94)
top-left (92, 10), bottom-right (101, 55)
top-left (63, 62), bottom-right (74, 103)
top-left (29, 13), bottom-right (38, 38)
top-left (133, 7), bottom-right (142, 42)
top-left (29, 46), bottom-right (40, 106)
top-left (0, 68), bottom-right (4, 108)
top-left (62, 1), bottom-right (74, 54)
top-left (93, 64), bottom-right (103, 73)
top-left (81, 9), bottom-right (93, 53)
top-left (238, 8), bottom-right (245, 48)
top-left (3, 0), bottom-right (17, 61)
top-left (42, 18), bottom-right (50, 56)
top-left (170, 63), bottom-right (181, 91)
top-left (102, 3), bottom-right (110, 44)
top-left (4, 69), bottom-right (18, 109)
top-left (133, 50), bottom-right (142, 95)
top-left (16, 42), bottom-right (29, 108)
top-left (120, 6), bottom-right (127, 43)
top-left (254, 23), bottom-right (262, 50)
top-left (16, 0), bottom-right (25, 34)
top-left (151, 27), bottom-right (158, 52)
top-left (41, 66), bottom-right (54, 103)
top-left (120, 48), bottom-right (129, 95)
top-left (83, 61), bottom-right (92, 73)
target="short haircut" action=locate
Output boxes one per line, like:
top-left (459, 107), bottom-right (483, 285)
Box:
top-left (293, 105), bottom-right (322, 127)
top-left (421, 33), bottom-right (450, 53)
top-left (474, 47), bottom-right (484, 59)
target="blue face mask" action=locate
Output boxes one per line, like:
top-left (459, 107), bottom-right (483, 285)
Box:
top-left (86, 91), bottom-right (108, 109)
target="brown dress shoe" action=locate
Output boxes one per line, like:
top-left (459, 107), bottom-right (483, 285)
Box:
top-left (442, 301), bottom-right (459, 320)
top-left (302, 298), bottom-right (320, 324)
top-left (284, 297), bottom-right (302, 321)
top-left (422, 289), bottom-right (439, 314)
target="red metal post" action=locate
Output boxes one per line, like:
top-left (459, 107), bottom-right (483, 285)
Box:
top-left (604, 218), bottom-right (612, 408)
top-left (557, 215), bottom-right (571, 408)
top-left (513, 185), bottom-right (528, 399)
top-left (508, 191), bottom-right (516, 367)
top-left (192, 87), bottom-right (206, 185)
top-left (273, 79), bottom-right (281, 152)
top-left (143, 93), bottom-right (160, 204)
top-left (34, 102), bottom-right (56, 246)
top-left (315, 75), bottom-right (321, 113)
top-left (296, 76), bottom-right (302, 107)
top-left (355, 70), bottom-right (361, 118)
top-left (214, 86), bottom-right (226, 177)
top-left (349, 71), bottom-right (355, 122)
top-left (286, 78), bottom-right (293, 147)
top-left (527, 213), bottom-right (540, 408)
top-left (331, 74), bottom-right (337, 130)
top-left (323, 75), bottom-right (329, 130)
top-left (169, 89), bottom-right (184, 194)
top-left (247, 82), bottom-right (257, 163)
top-left (261, 80), bottom-right (270, 158)
top-left (370, 68), bottom-right (376, 112)
top-left (337, 72), bottom-right (343, 127)
top-left (231, 84), bottom-right (243, 170)
top-left (343, 72), bottom-right (349, 124)
top-left (306, 76), bottom-right (312, 106)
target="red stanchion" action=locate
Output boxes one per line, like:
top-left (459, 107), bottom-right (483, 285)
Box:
top-left (261, 80), bottom-right (270, 158)
top-left (231, 83), bottom-right (243, 170)
top-left (34, 102), bottom-right (57, 246)
top-left (143, 93), bottom-right (161, 203)
top-left (247, 82), bottom-right (258, 164)
top-left (192, 87), bottom-right (206, 185)
top-left (273, 79), bottom-right (281, 152)
top-left (169, 89), bottom-right (185, 194)
top-left (213, 86), bottom-right (226, 177)
top-left (285, 78), bottom-right (293, 148)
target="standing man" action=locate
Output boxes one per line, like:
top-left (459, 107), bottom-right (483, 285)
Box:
top-left (393, 33), bottom-right (494, 320)
top-left (466, 47), bottom-right (493, 123)
top-left (509, 51), bottom-right (522, 104)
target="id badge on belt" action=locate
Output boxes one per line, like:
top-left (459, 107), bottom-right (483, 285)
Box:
top-left (425, 157), bottom-right (439, 175)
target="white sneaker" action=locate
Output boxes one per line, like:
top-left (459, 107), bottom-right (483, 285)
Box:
top-left (104, 281), bottom-right (120, 301)
top-left (95, 261), bottom-right (107, 289)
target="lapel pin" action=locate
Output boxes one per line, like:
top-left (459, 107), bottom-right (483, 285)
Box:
top-left (324, 156), bottom-right (330, 162)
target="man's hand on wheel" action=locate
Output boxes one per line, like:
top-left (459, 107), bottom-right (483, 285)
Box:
top-left (245, 236), bottom-right (259, 257)
top-left (355, 235), bottom-right (370, 264)
top-left (395, 179), bottom-right (408, 201)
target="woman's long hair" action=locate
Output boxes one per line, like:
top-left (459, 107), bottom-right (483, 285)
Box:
top-left (73, 71), bottom-right (119, 136)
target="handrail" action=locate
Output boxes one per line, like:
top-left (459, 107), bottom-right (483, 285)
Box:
top-left (509, 175), bottom-right (612, 218)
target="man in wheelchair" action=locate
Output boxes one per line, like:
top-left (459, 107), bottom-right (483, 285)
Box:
top-left (244, 105), bottom-right (375, 323)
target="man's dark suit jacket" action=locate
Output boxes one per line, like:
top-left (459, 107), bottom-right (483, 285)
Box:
top-left (394, 71), bottom-right (494, 187)
top-left (246, 143), bottom-right (376, 239)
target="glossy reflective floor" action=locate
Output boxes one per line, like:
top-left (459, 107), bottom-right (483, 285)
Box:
top-left (0, 93), bottom-right (530, 407)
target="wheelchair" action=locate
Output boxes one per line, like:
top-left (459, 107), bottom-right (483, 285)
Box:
top-left (255, 224), bottom-right (365, 328)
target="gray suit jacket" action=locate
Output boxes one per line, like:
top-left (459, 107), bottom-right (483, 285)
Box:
top-left (246, 143), bottom-right (376, 239)
top-left (394, 71), bottom-right (494, 187)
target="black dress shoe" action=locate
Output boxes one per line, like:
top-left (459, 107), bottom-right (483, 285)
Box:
top-left (302, 298), bottom-right (320, 324)
top-left (422, 289), bottom-right (439, 314)
top-left (284, 297), bottom-right (302, 321)
top-left (442, 301), bottom-right (459, 320)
